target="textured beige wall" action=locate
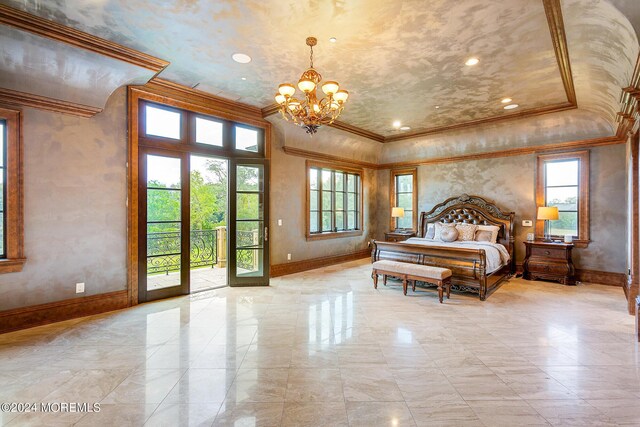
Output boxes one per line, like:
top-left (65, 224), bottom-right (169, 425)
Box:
top-left (0, 88), bottom-right (127, 311)
top-left (376, 145), bottom-right (627, 273)
top-left (269, 121), bottom-right (379, 265)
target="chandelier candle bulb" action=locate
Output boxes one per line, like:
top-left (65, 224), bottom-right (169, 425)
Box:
top-left (275, 36), bottom-right (348, 135)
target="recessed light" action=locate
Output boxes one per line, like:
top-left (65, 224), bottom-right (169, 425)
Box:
top-left (435, 105), bottom-right (440, 109)
top-left (241, 77), bottom-right (247, 81)
top-left (232, 53), bottom-right (251, 63)
top-left (329, 37), bottom-right (337, 43)
top-left (400, 126), bottom-right (411, 131)
top-left (501, 97), bottom-right (512, 104)
top-left (504, 104), bottom-right (519, 110)
top-left (392, 120), bottom-right (401, 128)
top-left (465, 57), bottom-right (479, 66)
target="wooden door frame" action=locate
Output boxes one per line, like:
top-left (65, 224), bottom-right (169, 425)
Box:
top-left (127, 82), bottom-right (271, 306)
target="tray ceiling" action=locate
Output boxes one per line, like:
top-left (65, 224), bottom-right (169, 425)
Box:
top-left (0, 0), bottom-right (637, 140)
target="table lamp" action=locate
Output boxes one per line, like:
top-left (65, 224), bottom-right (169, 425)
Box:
top-left (537, 206), bottom-right (559, 242)
top-left (391, 207), bottom-right (405, 232)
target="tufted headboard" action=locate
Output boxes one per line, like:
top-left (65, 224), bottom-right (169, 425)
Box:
top-left (419, 194), bottom-right (516, 273)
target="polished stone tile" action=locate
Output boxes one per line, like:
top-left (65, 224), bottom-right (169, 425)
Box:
top-left (285, 368), bottom-right (344, 402)
top-left (213, 401), bottom-right (284, 427)
top-left (145, 402), bottom-right (220, 427)
top-left (281, 401), bottom-right (348, 427)
top-left (340, 367), bottom-right (404, 402)
top-left (0, 259), bottom-right (636, 426)
top-left (346, 401), bottom-right (416, 426)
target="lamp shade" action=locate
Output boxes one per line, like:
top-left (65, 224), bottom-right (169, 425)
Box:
top-left (391, 207), bottom-right (405, 218)
top-left (537, 206), bottom-right (559, 220)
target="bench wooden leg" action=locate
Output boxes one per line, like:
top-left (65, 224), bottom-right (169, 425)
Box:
top-left (383, 275), bottom-right (387, 286)
top-left (437, 280), bottom-right (444, 303)
top-left (412, 280), bottom-right (416, 292)
top-left (403, 276), bottom-right (408, 295)
top-left (373, 271), bottom-right (378, 289)
top-left (445, 278), bottom-right (451, 299)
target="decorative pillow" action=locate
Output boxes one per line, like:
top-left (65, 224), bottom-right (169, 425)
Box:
top-left (475, 225), bottom-right (500, 243)
top-left (455, 223), bottom-right (478, 241)
top-left (434, 222), bottom-right (457, 241)
top-left (440, 227), bottom-right (459, 242)
top-left (425, 223), bottom-right (435, 239)
top-left (475, 230), bottom-right (494, 242)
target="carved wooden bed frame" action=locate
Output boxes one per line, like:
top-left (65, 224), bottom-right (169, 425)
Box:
top-left (372, 194), bottom-right (515, 300)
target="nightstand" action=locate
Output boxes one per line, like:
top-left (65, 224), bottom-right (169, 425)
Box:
top-left (384, 230), bottom-right (416, 242)
top-left (523, 241), bottom-right (576, 285)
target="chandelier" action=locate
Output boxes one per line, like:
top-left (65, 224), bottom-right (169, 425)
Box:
top-left (274, 37), bottom-right (349, 135)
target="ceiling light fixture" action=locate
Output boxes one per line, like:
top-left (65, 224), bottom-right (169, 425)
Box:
top-left (241, 77), bottom-right (247, 81)
top-left (232, 53), bottom-right (251, 63)
top-left (392, 120), bottom-right (402, 128)
top-left (465, 57), bottom-right (479, 66)
top-left (504, 104), bottom-right (519, 110)
top-left (435, 105), bottom-right (440, 109)
top-left (501, 97), bottom-right (512, 104)
top-left (275, 37), bottom-right (349, 135)
top-left (400, 126), bottom-right (411, 131)
top-left (329, 37), bottom-right (337, 43)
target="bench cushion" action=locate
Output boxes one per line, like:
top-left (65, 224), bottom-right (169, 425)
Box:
top-left (372, 260), bottom-right (452, 280)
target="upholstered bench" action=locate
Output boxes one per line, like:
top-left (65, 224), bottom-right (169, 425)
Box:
top-left (372, 260), bottom-right (453, 303)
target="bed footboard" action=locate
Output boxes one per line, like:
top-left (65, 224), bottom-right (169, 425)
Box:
top-left (371, 240), bottom-right (509, 300)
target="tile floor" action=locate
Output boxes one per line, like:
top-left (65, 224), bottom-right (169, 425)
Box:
top-left (0, 258), bottom-right (638, 426)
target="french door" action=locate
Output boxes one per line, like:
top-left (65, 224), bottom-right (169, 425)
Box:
top-left (138, 148), bottom-right (190, 302)
top-left (138, 151), bottom-right (270, 302)
top-left (229, 159), bottom-right (269, 287)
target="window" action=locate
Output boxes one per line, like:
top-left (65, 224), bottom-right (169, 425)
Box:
top-left (307, 161), bottom-right (363, 240)
top-left (536, 151), bottom-right (589, 246)
top-left (390, 168), bottom-right (417, 231)
top-left (0, 107), bottom-right (25, 272)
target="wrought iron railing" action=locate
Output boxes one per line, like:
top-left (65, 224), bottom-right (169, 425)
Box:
top-left (147, 229), bottom-right (218, 275)
top-left (237, 229), bottom-right (257, 270)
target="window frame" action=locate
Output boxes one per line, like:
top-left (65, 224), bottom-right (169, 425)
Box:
top-left (389, 168), bottom-right (418, 232)
top-left (536, 150), bottom-right (590, 247)
top-left (0, 106), bottom-right (25, 273)
top-left (305, 160), bottom-right (364, 241)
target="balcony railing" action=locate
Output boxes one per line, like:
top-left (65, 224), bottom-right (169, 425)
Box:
top-left (147, 228), bottom-right (258, 275)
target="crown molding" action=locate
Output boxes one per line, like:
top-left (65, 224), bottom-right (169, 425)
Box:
top-left (616, 53), bottom-right (640, 138)
top-left (384, 102), bottom-right (576, 142)
top-left (262, 103), bottom-right (385, 142)
top-left (144, 78), bottom-right (266, 123)
top-left (0, 4), bottom-right (169, 72)
top-left (543, 0), bottom-right (577, 105)
top-left (0, 87), bottom-right (101, 117)
top-left (282, 146), bottom-right (379, 169)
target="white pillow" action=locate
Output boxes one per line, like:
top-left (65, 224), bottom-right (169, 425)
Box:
top-left (424, 223), bottom-right (435, 239)
top-left (475, 224), bottom-right (500, 243)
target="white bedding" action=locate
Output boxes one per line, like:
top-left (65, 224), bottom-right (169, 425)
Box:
top-left (402, 237), bottom-right (511, 274)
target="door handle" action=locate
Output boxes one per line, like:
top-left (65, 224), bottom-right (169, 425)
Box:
top-left (265, 226), bottom-right (268, 242)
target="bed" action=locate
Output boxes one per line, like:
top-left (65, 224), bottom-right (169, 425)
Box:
top-left (371, 194), bottom-right (515, 300)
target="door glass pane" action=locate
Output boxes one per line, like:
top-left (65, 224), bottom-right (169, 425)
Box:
top-left (235, 127), bottom-right (259, 152)
top-left (236, 164), bottom-right (264, 277)
top-left (237, 221), bottom-right (263, 248)
top-left (546, 160), bottom-right (578, 186)
top-left (147, 155), bottom-right (181, 188)
top-left (145, 105), bottom-right (181, 140)
top-left (190, 155), bottom-right (228, 292)
top-left (147, 155), bottom-right (182, 291)
top-left (195, 117), bottom-right (223, 147)
top-left (237, 166), bottom-right (260, 191)
top-left (550, 211), bottom-right (578, 236)
top-left (237, 193), bottom-right (261, 220)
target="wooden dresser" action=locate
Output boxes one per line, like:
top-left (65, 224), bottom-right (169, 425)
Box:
top-left (384, 230), bottom-right (416, 242)
top-left (523, 241), bottom-right (576, 285)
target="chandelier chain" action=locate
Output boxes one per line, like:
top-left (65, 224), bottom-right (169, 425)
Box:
top-left (309, 44), bottom-right (314, 68)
